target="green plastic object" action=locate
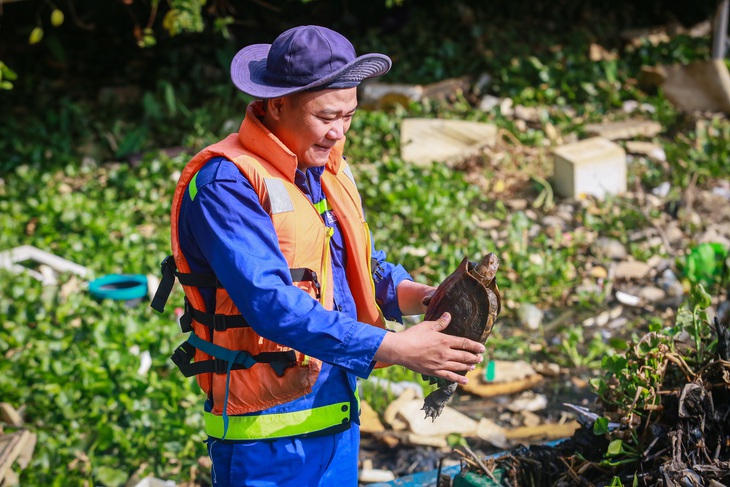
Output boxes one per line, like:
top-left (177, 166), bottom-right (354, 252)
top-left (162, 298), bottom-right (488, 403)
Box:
top-left (453, 468), bottom-right (505, 487)
top-left (682, 242), bottom-right (729, 288)
top-left (484, 360), bottom-right (496, 382)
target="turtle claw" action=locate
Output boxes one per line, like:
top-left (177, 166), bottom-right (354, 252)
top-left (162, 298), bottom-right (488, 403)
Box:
top-left (421, 392), bottom-right (447, 421)
top-left (421, 382), bottom-right (458, 421)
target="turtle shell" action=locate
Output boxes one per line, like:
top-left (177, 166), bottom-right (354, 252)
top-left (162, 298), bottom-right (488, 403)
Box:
top-left (424, 253), bottom-right (501, 344)
top-left (421, 253), bottom-right (502, 420)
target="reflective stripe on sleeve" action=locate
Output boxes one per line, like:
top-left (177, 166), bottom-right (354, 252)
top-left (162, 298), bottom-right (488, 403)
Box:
top-left (342, 164), bottom-right (357, 187)
top-left (264, 178), bottom-right (295, 214)
top-left (204, 401), bottom-right (351, 440)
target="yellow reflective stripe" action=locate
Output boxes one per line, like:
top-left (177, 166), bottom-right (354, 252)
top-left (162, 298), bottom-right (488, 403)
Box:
top-left (364, 222), bottom-right (376, 297)
top-left (204, 402), bottom-right (350, 440)
top-left (320, 226), bottom-right (334, 306)
top-left (189, 171), bottom-right (199, 201)
top-left (364, 222), bottom-right (388, 326)
top-left (313, 198), bottom-right (332, 215)
top-left (354, 384), bottom-right (361, 415)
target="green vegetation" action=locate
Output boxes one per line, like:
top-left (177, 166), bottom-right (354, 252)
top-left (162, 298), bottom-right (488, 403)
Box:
top-left (584, 283), bottom-right (719, 478)
top-left (1, 2), bottom-right (729, 485)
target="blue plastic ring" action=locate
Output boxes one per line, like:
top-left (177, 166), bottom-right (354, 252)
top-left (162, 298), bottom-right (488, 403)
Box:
top-left (88, 274), bottom-right (148, 301)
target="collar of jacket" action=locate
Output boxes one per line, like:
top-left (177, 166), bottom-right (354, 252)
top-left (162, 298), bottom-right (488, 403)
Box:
top-left (237, 100), bottom-right (346, 183)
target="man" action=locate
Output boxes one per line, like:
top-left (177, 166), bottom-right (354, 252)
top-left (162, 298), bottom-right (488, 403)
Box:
top-left (152, 25), bottom-right (485, 486)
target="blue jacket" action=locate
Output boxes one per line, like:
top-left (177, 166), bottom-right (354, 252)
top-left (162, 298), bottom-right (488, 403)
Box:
top-left (177, 155), bottom-right (412, 431)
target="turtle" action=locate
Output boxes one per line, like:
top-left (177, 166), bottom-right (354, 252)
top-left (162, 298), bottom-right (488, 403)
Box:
top-left (421, 253), bottom-right (502, 420)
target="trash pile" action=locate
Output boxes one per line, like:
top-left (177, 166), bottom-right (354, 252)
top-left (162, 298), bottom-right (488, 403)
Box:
top-left (458, 302), bottom-right (730, 486)
top-left (358, 359), bottom-right (587, 484)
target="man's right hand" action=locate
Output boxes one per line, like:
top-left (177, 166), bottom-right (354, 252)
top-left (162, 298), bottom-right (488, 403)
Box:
top-left (373, 312), bottom-right (485, 385)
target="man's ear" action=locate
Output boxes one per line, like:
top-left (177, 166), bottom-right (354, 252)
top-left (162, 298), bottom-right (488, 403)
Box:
top-left (267, 97), bottom-right (286, 120)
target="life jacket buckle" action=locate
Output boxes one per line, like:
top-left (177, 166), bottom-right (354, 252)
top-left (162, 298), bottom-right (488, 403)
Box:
top-left (161, 255), bottom-right (176, 276)
top-left (171, 341), bottom-right (197, 377)
top-left (214, 358), bottom-right (231, 374)
top-left (213, 313), bottom-right (228, 332)
top-left (311, 271), bottom-right (321, 299)
top-left (179, 298), bottom-right (194, 333)
top-left (371, 257), bottom-right (385, 282)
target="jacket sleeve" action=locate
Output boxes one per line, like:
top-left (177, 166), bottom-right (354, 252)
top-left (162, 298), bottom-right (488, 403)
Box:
top-left (179, 161), bottom-right (387, 378)
top-left (371, 245), bottom-right (413, 323)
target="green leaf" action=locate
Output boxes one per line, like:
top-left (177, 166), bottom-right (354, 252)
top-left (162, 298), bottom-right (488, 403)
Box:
top-left (602, 355), bottom-right (628, 375)
top-left (580, 82), bottom-right (598, 96)
top-left (603, 61), bottom-right (618, 84)
top-left (527, 56), bottom-right (545, 70)
top-left (589, 377), bottom-right (606, 394)
top-left (163, 82), bottom-right (177, 116)
top-left (95, 466), bottom-right (128, 487)
top-left (608, 337), bottom-right (629, 351)
top-left (607, 439), bottom-right (623, 457)
top-left (593, 416), bottom-right (609, 435)
top-left (690, 283), bottom-right (712, 310)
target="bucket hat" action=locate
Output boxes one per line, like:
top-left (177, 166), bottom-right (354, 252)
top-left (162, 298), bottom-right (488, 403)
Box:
top-left (231, 25), bottom-right (392, 98)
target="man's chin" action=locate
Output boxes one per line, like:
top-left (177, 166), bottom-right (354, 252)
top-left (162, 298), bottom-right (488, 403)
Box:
top-left (301, 154), bottom-right (330, 169)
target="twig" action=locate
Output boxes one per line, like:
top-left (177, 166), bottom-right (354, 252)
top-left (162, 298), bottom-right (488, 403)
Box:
top-left (559, 456), bottom-right (592, 486)
top-left (665, 352), bottom-right (696, 381)
top-left (145, 0), bottom-right (159, 30)
top-left (541, 309), bottom-right (576, 334)
top-left (455, 445), bottom-right (499, 483)
top-left (65, 0), bottom-right (94, 30)
top-left (642, 435), bottom-right (661, 459)
top-left (684, 171), bottom-right (699, 221)
top-left (646, 447), bottom-right (670, 463)
top-left (498, 128), bottom-right (523, 148)
top-left (695, 358), bottom-right (730, 378)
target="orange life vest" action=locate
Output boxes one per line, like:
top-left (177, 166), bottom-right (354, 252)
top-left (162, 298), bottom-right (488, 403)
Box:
top-left (163, 103), bottom-right (387, 420)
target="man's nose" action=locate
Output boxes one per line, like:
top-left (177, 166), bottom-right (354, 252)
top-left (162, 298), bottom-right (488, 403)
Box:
top-left (326, 119), bottom-right (345, 140)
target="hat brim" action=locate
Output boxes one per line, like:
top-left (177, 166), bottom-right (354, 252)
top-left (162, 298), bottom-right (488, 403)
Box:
top-left (230, 44), bottom-right (392, 98)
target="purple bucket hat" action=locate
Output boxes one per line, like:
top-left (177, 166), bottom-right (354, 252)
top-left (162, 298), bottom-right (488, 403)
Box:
top-left (230, 25), bottom-right (392, 98)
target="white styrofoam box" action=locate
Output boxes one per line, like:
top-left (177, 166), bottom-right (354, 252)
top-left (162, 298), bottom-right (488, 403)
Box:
top-left (552, 136), bottom-right (627, 199)
top-left (133, 478), bottom-right (176, 487)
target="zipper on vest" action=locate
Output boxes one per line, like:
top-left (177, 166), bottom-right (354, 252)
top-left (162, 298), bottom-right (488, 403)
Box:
top-left (320, 226), bottom-right (334, 307)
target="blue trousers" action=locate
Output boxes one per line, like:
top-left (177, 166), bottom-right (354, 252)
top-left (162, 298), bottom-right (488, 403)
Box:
top-left (207, 424), bottom-right (360, 486)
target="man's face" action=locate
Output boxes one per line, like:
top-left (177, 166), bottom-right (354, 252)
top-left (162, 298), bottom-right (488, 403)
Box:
top-left (268, 87), bottom-right (358, 170)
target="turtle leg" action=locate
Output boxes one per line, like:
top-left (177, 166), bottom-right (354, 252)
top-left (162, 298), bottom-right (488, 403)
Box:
top-left (421, 381), bottom-right (458, 421)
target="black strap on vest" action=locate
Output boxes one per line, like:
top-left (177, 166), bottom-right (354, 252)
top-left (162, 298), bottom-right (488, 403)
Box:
top-left (179, 297), bottom-right (250, 333)
top-left (151, 255), bottom-right (313, 381)
top-left (289, 268), bottom-right (321, 299)
top-left (151, 256), bottom-right (221, 313)
top-left (150, 254), bottom-right (321, 314)
top-left (171, 341), bottom-right (297, 378)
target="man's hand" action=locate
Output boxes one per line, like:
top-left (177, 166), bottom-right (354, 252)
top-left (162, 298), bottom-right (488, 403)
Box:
top-left (374, 312), bottom-right (485, 384)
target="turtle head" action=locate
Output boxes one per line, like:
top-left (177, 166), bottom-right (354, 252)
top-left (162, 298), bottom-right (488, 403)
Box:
top-left (474, 252), bottom-right (499, 282)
